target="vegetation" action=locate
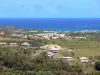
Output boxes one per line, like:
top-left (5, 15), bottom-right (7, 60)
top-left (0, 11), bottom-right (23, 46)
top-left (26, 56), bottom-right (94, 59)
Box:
top-left (0, 46), bottom-right (100, 75)
top-left (95, 61), bottom-right (100, 71)
top-left (0, 47), bottom-right (85, 75)
top-left (0, 35), bottom-right (100, 75)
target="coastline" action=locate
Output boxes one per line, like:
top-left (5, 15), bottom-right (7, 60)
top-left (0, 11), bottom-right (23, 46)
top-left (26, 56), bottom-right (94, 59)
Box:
top-left (0, 18), bottom-right (100, 31)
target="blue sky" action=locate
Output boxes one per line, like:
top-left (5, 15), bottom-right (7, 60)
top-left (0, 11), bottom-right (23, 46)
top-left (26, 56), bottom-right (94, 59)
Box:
top-left (0, 0), bottom-right (100, 18)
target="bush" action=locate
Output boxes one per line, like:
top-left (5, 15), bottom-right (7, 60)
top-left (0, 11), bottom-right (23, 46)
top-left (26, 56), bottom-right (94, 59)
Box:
top-left (95, 61), bottom-right (100, 71)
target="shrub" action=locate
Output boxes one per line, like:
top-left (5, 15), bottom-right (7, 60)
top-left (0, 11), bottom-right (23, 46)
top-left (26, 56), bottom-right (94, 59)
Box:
top-left (95, 61), bottom-right (100, 71)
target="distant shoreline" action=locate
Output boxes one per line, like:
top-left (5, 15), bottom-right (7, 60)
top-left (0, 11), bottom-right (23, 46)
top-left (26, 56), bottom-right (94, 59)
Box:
top-left (0, 18), bottom-right (100, 31)
top-left (0, 25), bottom-right (100, 32)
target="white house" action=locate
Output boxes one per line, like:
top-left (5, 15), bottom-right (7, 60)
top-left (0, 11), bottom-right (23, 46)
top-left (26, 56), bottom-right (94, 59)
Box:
top-left (50, 48), bottom-right (59, 53)
top-left (9, 43), bottom-right (18, 47)
top-left (62, 57), bottom-right (74, 61)
top-left (47, 52), bottom-right (54, 57)
top-left (75, 37), bottom-right (86, 39)
top-left (80, 57), bottom-right (89, 63)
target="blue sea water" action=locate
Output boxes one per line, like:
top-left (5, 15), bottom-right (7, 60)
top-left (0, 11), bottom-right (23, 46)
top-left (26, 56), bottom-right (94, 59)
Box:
top-left (0, 18), bottom-right (100, 31)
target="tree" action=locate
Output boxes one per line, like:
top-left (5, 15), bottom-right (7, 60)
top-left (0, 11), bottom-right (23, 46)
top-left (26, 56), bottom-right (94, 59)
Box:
top-left (95, 61), bottom-right (100, 71)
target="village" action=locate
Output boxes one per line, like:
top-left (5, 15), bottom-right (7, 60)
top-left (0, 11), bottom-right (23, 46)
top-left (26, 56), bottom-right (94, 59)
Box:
top-left (0, 27), bottom-right (100, 74)
top-left (0, 29), bottom-right (98, 63)
top-left (0, 40), bottom-right (95, 64)
top-left (0, 30), bottom-right (87, 40)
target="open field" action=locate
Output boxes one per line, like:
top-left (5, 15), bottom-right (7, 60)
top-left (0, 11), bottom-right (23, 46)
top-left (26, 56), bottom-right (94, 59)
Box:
top-left (49, 39), bottom-right (100, 57)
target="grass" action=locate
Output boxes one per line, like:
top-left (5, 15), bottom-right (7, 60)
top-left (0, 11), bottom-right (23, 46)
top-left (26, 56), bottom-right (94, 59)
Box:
top-left (74, 49), bottom-right (100, 57)
top-left (49, 39), bottom-right (100, 57)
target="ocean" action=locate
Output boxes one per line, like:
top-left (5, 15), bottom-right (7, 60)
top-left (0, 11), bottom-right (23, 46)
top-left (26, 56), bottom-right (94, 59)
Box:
top-left (0, 18), bottom-right (100, 31)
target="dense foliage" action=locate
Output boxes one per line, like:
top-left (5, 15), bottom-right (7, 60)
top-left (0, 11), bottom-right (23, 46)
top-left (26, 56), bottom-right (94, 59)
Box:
top-left (95, 61), bottom-right (100, 71)
top-left (0, 47), bottom-right (85, 75)
top-left (0, 38), bottom-right (100, 75)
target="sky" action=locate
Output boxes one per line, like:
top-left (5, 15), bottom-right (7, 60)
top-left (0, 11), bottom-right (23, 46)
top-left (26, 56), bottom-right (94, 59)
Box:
top-left (0, 0), bottom-right (100, 18)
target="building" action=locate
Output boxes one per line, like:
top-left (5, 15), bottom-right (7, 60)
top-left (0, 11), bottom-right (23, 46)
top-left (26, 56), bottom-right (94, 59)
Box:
top-left (47, 52), bottom-right (54, 57)
top-left (51, 36), bottom-right (59, 39)
top-left (50, 48), bottom-right (59, 53)
top-left (75, 37), bottom-right (86, 39)
top-left (0, 42), bottom-right (7, 46)
top-left (21, 42), bottom-right (30, 47)
top-left (62, 57), bottom-right (74, 61)
top-left (80, 57), bottom-right (89, 63)
top-left (0, 32), bottom-right (6, 35)
top-left (9, 43), bottom-right (18, 47)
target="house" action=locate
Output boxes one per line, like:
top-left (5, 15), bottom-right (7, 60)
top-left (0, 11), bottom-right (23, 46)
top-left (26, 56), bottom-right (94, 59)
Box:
top-left (75, 37), bottom-right (86, 39)
top-left (51, 36), bottom-right (59, 39)
top-left (47, 52), bottom-right (54, 57)
top-left (0, 42), bottom-right (7, 46)
top-left (0, 32), bottom-right (5, 35)
top-left (62, 57), bottom-right (74, 61)
top-left (21, 42), bottom-right (30, 47)
top-left (80, 57), bottom-right (89, 63)
top-left (50, 48), bottom-right (59, 53)
top-left (9, 43), bottom-right (18, 47)
top-left (12, 33), bottom-right (17, 37)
